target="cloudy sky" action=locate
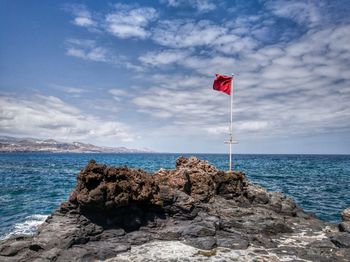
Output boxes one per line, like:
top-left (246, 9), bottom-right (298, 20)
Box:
top-left (1, 0), bottom-right (350, 154)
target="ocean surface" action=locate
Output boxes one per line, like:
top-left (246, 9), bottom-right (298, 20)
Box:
top-left (0, 153), bottom-right (349, 239)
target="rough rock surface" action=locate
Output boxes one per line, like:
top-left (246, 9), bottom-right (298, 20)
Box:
top-left (342, 208), bottom-right (350, 221)
top-left (1, 157), bottom-right (349, 261)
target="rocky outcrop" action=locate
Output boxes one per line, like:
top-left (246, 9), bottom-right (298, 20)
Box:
top-left (1, 157), bottom-right (349, 261)
top-left (337, 208), bottom-right (350, 245)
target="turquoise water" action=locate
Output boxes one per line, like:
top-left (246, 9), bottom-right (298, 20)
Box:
top-left (0, 153), bottom-right (349, 238)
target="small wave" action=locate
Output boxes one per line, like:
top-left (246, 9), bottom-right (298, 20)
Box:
top-left (0, 195), bottom-right (11, 203)
top-left (1, 214), bottom-right (48, 240)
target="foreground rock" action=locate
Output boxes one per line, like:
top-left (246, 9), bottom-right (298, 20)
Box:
top-left (1, 157), bottom-right (349, 261)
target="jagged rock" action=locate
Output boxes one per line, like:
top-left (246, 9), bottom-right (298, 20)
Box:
top-left (338, 208), bottom-right (350, 233)
top-left (342, 208), bottom-right (350, 221)
top-left (185, 236), bottom-right (216, 250)
top-left (0, 157), bottom-right (349, 262)
top-left (331, 233), bottom-right (350, 248)
top-left (308, 238), bottom-right (336, 248)
top-left (261, 221), bottom-right (293, 235)
top-left (74, 161), bottom-right (161, 211)
top-left (339, 222), bottom-right (350, 233)
top-left (0, 239), bottom-right (31, 256)
top-left (246, 185), bottom-right (270, 204)
top-left (216, 232), bottom-right (249, 249)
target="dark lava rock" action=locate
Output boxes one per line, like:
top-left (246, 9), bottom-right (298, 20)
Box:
top-left (0, 156), bottom-right (349, 261)
top-left (186, 236), bottom-right (216, 250)
top-left (331, 233), bottom-right (350, 248)
top-left (339, 222), bottom-right (350, 233)
top-left (261, 221), bottom-right (294, 235)
top-left (216, 232), bottom-right (249, 249)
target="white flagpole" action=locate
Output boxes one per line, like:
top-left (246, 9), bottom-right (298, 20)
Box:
top-left (229, 74), bottom-right (234, 175)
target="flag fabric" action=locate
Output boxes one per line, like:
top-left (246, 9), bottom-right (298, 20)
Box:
top-left (213, 74), bottom-right (232, 95)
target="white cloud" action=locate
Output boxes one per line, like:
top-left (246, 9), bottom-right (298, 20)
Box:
top-left (212, 34), bottom-right (257, 55)
top-left (266, 0), bottom-right (321, 27)
top-left (60, 1), bottom-right (350, 150)
top-left (237, 121), bottom-right (270, 132)
top-left (65, 39), bottom-right (110, 62)
top-left (50, 84), bottom-right (88, 94)
top-left (74, 16), bottom-right (95, 27)
top-left (108, 89), bottom-right (127, 96)
top-left (152, 20), bottom-right (225, 48)
top-left (108, 88), bottom-right (129, 101)
top-left (161, 0), bottom-right (216, 12)
top-left (63, 87), bottom-right (86, 94)
top-left (64, 4), bottom-right (96, 28)
top-left (64, 39), bottom-right (147, 71)
top-left (179, 55), bottom-right (237, 75)
top-left (206, 126), bottom-right (229, 135)
top-left (151, 19), bottom-right (258, 56)
top-left (133, 81), bottom-right (228, 124)
top-left (0, 95), bottom-right (135, 143)
top-left (206, 121), bottom-right (270, 134)
top-left (132, 24), bottom-right (350, 140)
top-left (65, 3), bottom-right (158, 39)
top-left (105, 4), bottom-right (158, 39)
top-left (66, 47), bottom-right (108, 62)
top-left (139, 49), bottom-right (190, 65)
top-left (150, 74), bottom-right (211, 89)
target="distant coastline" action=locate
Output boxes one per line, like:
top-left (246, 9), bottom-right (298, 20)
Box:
top-left (0, 136), bottom-right (153, 153)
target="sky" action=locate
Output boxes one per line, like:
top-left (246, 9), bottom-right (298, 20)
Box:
top-left (0, 0), bottom-right (350, 154)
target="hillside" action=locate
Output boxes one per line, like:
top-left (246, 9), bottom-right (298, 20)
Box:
top-left (0, 136), bottom-right (152, 153)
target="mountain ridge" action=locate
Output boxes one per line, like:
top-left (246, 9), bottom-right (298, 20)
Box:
top-left (0, 136), bottom-right (153, 153)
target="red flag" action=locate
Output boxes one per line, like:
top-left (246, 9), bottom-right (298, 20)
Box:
top-left (213, 74), bottom-right (232, 95)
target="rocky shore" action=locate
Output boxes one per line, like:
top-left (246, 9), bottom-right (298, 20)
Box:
top-left (1, 157), bottom-right (349, 261)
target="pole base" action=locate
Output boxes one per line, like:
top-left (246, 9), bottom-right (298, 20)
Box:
top-left (226, 170), bottom-right (233, 176)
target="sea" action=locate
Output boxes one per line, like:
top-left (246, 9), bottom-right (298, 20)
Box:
top-left (0, 153), bottom-right (349, 240)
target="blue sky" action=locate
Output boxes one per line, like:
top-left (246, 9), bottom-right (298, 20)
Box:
top-left (1, 0), bottom-right (350, 154)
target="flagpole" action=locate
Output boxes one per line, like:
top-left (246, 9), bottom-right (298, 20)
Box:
top-left (229, 74), bottom-right (234, 175)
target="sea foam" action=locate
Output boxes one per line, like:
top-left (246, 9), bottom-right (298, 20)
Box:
top-left (1, 214), bottom-right (48, 240)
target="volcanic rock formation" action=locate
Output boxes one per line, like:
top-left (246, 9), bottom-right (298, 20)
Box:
top-left (1, 157), bottom-right (349, 261)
